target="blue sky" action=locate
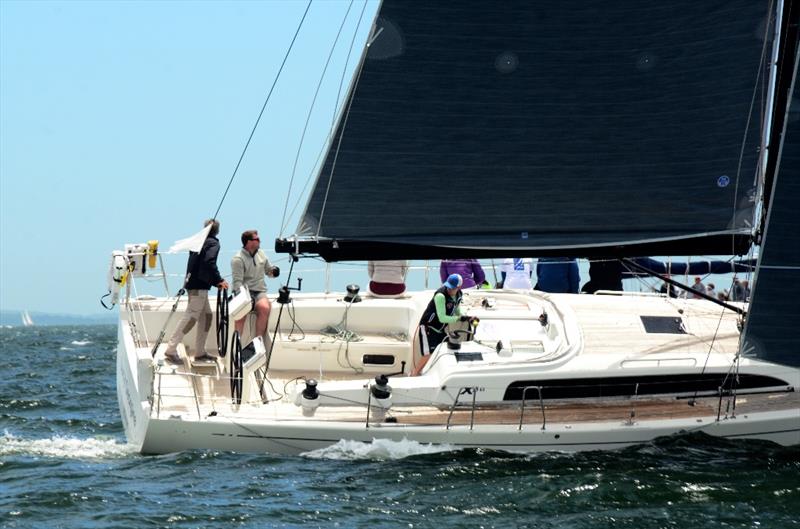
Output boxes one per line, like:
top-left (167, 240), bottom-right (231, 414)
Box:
top-left (1, 0), bottom-right (382, 314)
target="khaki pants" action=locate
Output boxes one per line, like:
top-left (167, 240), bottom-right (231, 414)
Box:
top-left (166, 289), bottom-right (212, 356)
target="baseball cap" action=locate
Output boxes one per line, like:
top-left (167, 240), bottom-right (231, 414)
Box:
top-left (444, 273), bottom-right (463, 289)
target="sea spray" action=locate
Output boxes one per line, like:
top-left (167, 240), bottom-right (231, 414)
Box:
top-left (0, 432), bottom-right (133, 459)
top-left (302, 438), bottom-right (455, 461)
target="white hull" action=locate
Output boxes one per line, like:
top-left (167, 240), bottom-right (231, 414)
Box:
top-left (115, 288), bottom-right (800, 455)
top-left (130, 404), bottom-right (800, 456)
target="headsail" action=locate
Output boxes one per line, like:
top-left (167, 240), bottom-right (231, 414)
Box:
top-left (743, 1), bottom-right (799, 367)
top-left (279, 1), bottom-right (773, 261)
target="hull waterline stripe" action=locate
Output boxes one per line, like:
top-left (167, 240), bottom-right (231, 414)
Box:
top-left (718, 427), bottom-right (800, 438)
top-left (205, 427), bottom-right (800, 447)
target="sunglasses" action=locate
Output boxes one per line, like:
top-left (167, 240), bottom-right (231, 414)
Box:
top-left (250, 237), bottom-right (260, 242)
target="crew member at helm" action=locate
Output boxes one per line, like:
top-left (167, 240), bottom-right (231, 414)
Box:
top-left (231, 229), bottom-right (280, 340)
top-left (413, 273), bottom-right (476, 375)
top-left (164, 219), bottom-right (229, 364)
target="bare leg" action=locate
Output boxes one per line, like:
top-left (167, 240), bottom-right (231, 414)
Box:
top-left (412, 329), bottom-right (442, 376)
top-left (411, 354), bottom-right (431, 376)
top-left (254, 297), bottom-right (272, 338)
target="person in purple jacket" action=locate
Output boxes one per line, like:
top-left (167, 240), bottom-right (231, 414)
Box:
top-left (439, 259), bottom-right (485, 289)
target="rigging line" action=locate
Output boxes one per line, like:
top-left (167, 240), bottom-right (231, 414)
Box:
top-left (729, 0), bottom-right (775, 259)
top-left (284, 130), bottom-right (332, 230)
top-left (329, 1), bottom-right (370, 145)
top-left (283, 110), bottom-right (338, 228)
top-left (211, 0), bottom-right (314, 220)
top-left (620, 259), bottom-right (663, 295)
top-left (729, 355), bottom-right (743, 417)
top-left (620, 258), bottom-right (746, 315)
top-left (688, 289), bottom-right (732, 405)
top-left (279, 0), bottom-right (357, 236)
top-left (281, 0), bottom-right (369, 236)
top-left (287, 299), bottom-right (306, 341)
top-left (315, 15), bottom-right (376, 239)
top-left (732, 242), bottom-right (757, 351)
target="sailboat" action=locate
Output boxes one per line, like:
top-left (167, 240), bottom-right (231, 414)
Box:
top-left (111, 0), bottom-right (798, 454)
top-left (21, 310), bottom-right (34, 327)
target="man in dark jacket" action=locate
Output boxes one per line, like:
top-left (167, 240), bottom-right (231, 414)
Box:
top-left (535, 257), bottom-right (580, 293)
top-left (164, 219), bottom-right (229, 363)
top-left (580, 259), bottom-right (623, 294)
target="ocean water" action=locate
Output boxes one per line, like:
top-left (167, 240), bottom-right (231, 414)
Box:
top-left (1, 325), bottom-right (797, 529)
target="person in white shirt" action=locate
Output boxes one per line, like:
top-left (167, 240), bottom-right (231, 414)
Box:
top-left (500, 258), bottom-right (533, 289)
top-left (706, 283), bottom-right (717, 299)
top-left (368, 260), bottom-right (408, 296)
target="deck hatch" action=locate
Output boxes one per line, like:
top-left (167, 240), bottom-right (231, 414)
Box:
top-left (640, 315), bottom-right (686, 334)
top-left (454, 352), bottom-right (484, 362)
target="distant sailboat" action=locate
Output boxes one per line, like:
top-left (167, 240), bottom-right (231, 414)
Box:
top-left (21, 311), bottom-right (34, 327)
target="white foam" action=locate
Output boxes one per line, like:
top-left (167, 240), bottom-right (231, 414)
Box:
top-left (70, 340), bottom-right (93, 346)
top-left (0, 432), bottom-right (135, 459)
top-left (302, 437), bottom-right (454, 460)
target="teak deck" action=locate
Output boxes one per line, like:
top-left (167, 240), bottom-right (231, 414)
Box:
top-left (391, 392), bottom-right (799, 427)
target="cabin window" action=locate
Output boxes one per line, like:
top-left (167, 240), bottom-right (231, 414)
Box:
top-left (362, 354), bottom-right (395, 366)
top-left (502, 373), bottom-right (791, 401)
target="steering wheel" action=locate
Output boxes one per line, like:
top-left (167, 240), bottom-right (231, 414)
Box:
top-left (216, 288), bottom-right (229, 358)
top-left (230, 331), bottom-right (243, 404)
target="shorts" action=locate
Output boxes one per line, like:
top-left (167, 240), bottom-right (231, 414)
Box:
top-left (418, 325), bottom-right (445, 356)
top-left (249, 290), bottom-right (268, 310)
top-left (369, 281), bottom-right (406, 296)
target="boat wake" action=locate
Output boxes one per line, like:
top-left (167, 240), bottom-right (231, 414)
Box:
top-left (0, 432), bottom-right (135, 459)
top-left (302, 438), bottom-right (455, 461)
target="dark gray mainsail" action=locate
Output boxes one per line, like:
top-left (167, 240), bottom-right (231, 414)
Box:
top-left (278, 1), bottom-right (774, 261)
top-left (743, 3), bottom-right (799, 368)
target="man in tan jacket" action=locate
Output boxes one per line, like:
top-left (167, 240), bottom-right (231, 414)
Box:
top-left (230, 230), bottom-right (279, 339)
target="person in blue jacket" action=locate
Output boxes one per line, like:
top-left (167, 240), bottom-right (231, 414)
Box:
top-left (535, 257), bottom-right (580, 293)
